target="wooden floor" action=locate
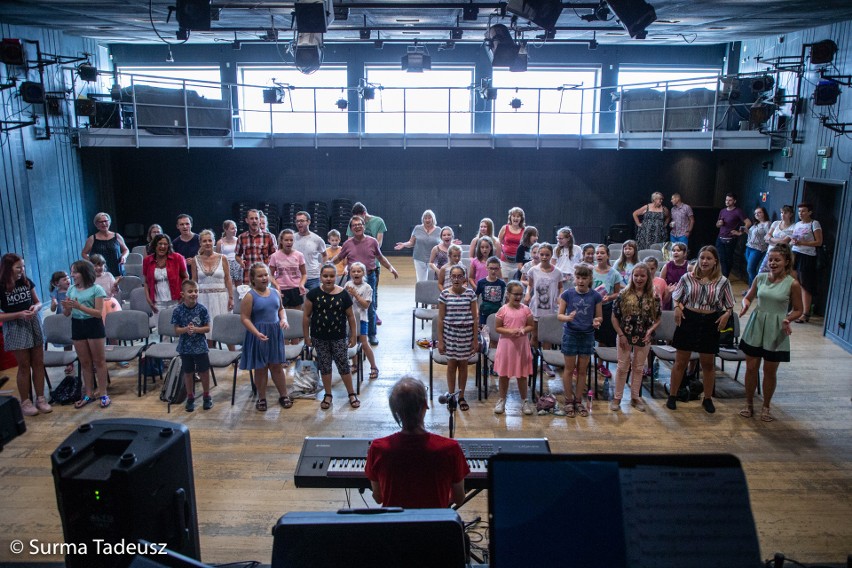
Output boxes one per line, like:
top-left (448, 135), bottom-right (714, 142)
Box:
top-left (1, 263), bottom-right (850, 565)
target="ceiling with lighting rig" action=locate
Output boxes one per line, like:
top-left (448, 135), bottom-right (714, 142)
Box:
top-left (1, 0), bottom-right (851, 46)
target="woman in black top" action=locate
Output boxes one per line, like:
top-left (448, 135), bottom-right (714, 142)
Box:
top-left (303, 264), bottom-right (358, 410)
top-left (82, 212), bottom-right (129, 276)
top-left (0, 253), bottom-right (50, 416)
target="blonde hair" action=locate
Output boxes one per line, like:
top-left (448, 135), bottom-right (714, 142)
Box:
top-left (615, 240), bottom-right (638, 273)
top-left (199, 229), bottom-right (215, 242)
top-left (554, 226), bottom-right (575, 259)
top-left (248, 262), bottom-right (269, 287)
top-left (507, 207), bottom-right (525, 227)
top-left (623, 262), bottom-right (655, 297)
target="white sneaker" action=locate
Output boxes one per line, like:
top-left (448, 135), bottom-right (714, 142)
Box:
top-left (609, 399), bottom-right (620, 411)
top-left (522, 400), bottom-right (534, 415)
top-left (494, 398), bottom-right (506, 414)
top-left (631, 398), bottom-right (647, 412)
top-left (20, 399), bottom-right (38, 416)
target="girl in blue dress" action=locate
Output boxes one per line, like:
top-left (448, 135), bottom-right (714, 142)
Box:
top-left (240, 262), bottom-right (292, 411)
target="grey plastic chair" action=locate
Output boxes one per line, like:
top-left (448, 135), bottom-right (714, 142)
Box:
top-left (131, 245), bottom-right (147, 256)
top-left (142, 307), bottom-right (180, 382)
top-left (649, 310), bottom-right (699, 397)
top-left (104, 310), bottom-right (150, 396)
top-left (117, 275), bottom-right (143, 304)
top-left (717, 314), bottom-right (758, 392)
top-left (129, 286), bottom-right (156, 330)
top-left (638, 249), bottom-right (664, 263)
top-left (42, 313), bottom-right (77, 388)
top-left (411, 280), bottom-right (440, 349)
top-left (125, 252), bottom-right (144, 265)
top-left (124, 263), bottom-right (143, 278)
top-left (204, 314), bottom-right (244, 404)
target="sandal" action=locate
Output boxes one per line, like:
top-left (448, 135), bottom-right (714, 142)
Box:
top-left (255, 398), bottom-right (268, 412)
top-left (760, 407), bottom-right (775, 422)
top-left (320, 394), bottom-right (333, 410)
top-left (739, 405), bottom-right (754, 418)
top-left (369, 368), bottom-right (379, 380)
top-left (348, 393), bottom-right (361, 409)
top-left (458, 397), bottom-right (469, 412)
top-left (74, 395), bottom-right (94, 409)
top-left (99, 395), bottom-right (111, 408)
top-left (279, 396), bottom-right (293, 409)
top-left (575, 400), bottom-right (589, 417)
top-left (564, 399), bottom-right (576, 418)
top-left (794, 315), bottom-right (810, 324)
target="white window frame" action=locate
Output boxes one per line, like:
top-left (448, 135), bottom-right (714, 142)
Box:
top-left (363, 65), bottom-right (475, 134)
top-left (491, 66), bottom-right (600, 135)
top-left (238, 66), bottom-right (349, 134)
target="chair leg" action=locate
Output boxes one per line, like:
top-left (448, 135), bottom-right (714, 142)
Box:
top-left (734, 361), bottom-right (742, 381)
top-left (231, 366), bottom-right (238, 405)
top-left (210, 367), bottom-right (218, 388)
top-left (411, 314), bottom-right (415, 350)
top-left (428, 357), bottom-right (433, 400)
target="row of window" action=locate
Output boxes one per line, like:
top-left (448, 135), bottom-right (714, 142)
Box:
top-left (112, 65), bottom-right (720, 135)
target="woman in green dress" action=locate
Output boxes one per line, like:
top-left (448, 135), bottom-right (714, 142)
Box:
top-left (737, 244), bottom-right (802, 422)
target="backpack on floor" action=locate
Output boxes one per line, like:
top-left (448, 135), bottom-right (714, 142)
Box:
top-left (49, 374), bottom-right (82, 405)
top-left (160, 357), bottom-right (187, 408)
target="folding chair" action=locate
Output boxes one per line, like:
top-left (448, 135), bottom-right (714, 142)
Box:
top-left (42, 313), bottom-right (77, 389)
top-left (129, 286), bottom-right (156, 331)
top-left (411, 280), bottom-right (439, 349)
top-left (142, 307), bottom-right (180, 388)
top-left (536, 314), bottom-right (568, 398)
top-left (103, 310), bottom-right (150, 396)
top-left (117, 275), bottom-right (143, 305)
top-left (717, 313), bottom-right (759, 393)
top-left (124, 264), bottom-right (143, 278)
top-left (202, 314), bottom-right (244, 403)
top-left (649, 310), bottom-right (699, 397)
top-left (638, 249), bottom-right (664, 263)
top-left (131, 245), bottom-right (147, 256)
top-left (428, 317), bottom-right (480, 400)
top-left (125, 252), bottom-right (144, 265)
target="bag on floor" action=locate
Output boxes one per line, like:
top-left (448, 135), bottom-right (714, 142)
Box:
top-left (535, 393), bottom-right (557, 412)
top-left (142, 355), bottom-right (163, 378)
top-left (49, 374), bottom-right (82, 405)
top-left (160, 357), bottom-right (187, 405)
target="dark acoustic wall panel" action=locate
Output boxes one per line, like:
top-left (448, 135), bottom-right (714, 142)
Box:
top-left (99, 147), bottom-right (750, 254)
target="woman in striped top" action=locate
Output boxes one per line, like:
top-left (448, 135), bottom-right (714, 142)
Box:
top-left (666, 245), bottom-right (734, 414)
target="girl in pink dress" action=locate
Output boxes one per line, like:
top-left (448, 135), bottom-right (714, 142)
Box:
top-left (493, 281), bottom-right (535, 415)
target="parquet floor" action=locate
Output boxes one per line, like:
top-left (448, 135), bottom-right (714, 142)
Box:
top-left (0, 263), bottom-right (850, 565)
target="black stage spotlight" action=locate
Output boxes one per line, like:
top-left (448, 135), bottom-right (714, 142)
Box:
top-left (360, 29), bottom-right (371, 40)
top-left (810, 40), bottom-right (838, 65)
top-left (606, 0), bottom-right (656, 39)
top-left (813, 80), bottom-right (840, 106)
top-left (1, 38), bottom-right (25, 66)
top-left (510, 97), bottom-right (523, 109)
top-left (19, 81), bottom-right (45, 104)
top-left (451, 28), bottom-right (464, 40)
top-left (485, 24), bottom-right (520, 68)
top-left (176, 0), bottom-right (211, 31)
top-left (336, 96), bottom-right (348, 110)
top-left (263, 87), bottom-right (285, 104)
top-left (295, 0), bottom-right (335, 33)
top-left (294, 33), bottom-right (324, 74)
top-left (507, 0), bottom-right (563, 31)
top-left (361, 87), bottom-right (375, 100)
top-left (463, 6), bottom-right (479, 20)
top-left (77, 63), bottom-right (98, 82)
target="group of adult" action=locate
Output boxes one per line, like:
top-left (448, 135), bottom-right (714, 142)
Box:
top-left (631, 191), bottom-right (822, 322)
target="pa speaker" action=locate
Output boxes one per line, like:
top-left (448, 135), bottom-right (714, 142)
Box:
top-left (20, 81), bottom-right (45, 104)
top-left (52, 419), bottom-right (200, 568)
top-left (271, 508), bottom-right (466, 568)
top-left (0, 395), bottom-right (26, 450)
top-left (176, 0), bottom-right (211, 31)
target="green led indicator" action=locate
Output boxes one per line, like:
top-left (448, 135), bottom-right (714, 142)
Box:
top-left (94, 490), bottom-right (100, 501)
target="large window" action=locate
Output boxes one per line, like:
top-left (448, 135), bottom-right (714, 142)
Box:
top-left (617, 66), bottom-right (721, 92)
top-left (117, 66), bottom-right (222, 100)
top-left (491, 67), bottom-right (600, 135)
top-left (363, 66), bottom-right (474, 134)
top-left (239, 66), bottom-right (348, 133)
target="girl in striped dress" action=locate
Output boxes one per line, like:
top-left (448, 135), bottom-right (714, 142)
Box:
top-left (437, 265), bottom-right (479, 411)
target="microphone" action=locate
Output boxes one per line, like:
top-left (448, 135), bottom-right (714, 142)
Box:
top-left (438, 390), bottom-right (460, 405)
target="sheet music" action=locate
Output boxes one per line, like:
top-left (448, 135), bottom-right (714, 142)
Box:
top-left (620, 466), bottom-right (761, 568)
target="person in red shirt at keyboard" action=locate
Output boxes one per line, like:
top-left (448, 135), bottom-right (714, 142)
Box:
top-left (365, 376), bottom-right (469, 508)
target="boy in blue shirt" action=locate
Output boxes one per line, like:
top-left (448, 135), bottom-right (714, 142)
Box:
top-left (171, 279), bottom-right (212, 412)
top-left (557, 264), bottom-right (602, 418)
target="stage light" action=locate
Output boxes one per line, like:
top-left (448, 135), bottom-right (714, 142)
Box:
top-left (507, 0), bottom-right (563, 31)
top-left (77, 63), bottom-right (98, 82)
top-left (19, 81), bottom-right (45, 104)
top-left (336, 89), bottom-right (348, 110)
top-left (362, 87), bottom-right (375, 100)
top-left (580, 1), bottom-right (611, 22)
top-left (402, 46), bottom-right (431, 73)
top-left (510, 97), bottom-right (523, 110)
top-left (263, 87), bottom-right (285, 104)
top-left (295, 0), bottom-right (335, 33)
top-left (814, 80), bottom-right (840, 106)
top-left (606, 0), bottom-right (656, 39)
top-left (360, 29), bottom-right (371, 40)
top-left (451, 28), bottom-right (463, 40)
top-left (485, 24), bottom-right (520, 68)
top-left (0, 38), bottom-right (25, 66)
top-left (294, 32), bottom-right (324, 75)
top-left (463, 6), bottom-right (479, 20)
top-left (478, 79), bottom-right (498, 100)
top-left (810, 40), bottom-right (838, 65)
top-left (176, 0), bottom-right (211, 31)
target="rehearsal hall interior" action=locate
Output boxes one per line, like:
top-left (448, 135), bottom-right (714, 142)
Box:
top-left (1, 0), bottom-right (851, 566)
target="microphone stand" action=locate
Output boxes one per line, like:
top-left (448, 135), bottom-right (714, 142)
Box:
top-left (442, 391), bottom-right (460, 439)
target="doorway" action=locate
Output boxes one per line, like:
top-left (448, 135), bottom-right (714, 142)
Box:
top-left (800, 179), bottom-right (845, 316)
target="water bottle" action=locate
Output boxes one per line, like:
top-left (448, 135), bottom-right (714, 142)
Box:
top-left (587, 389), bottom-right (594, 414)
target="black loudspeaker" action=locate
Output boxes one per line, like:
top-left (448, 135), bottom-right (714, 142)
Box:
top-left (271, 508), bottom-right (466, 568)
top-left (0, 395), bottom-right (26, 450)
top-left (176, 0), bottom-right (211, 31)
top-left (51, 419), bottom-right (200, 568)
top-left (19, 81), bottom-right (45, 104)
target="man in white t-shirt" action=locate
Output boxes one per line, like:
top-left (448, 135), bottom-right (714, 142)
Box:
top-left (293, 211), bottom-right (327, 291)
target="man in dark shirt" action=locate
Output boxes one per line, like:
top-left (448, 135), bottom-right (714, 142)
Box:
top-left (715, 193), bottom-right (751, 278)
top-left (172, 214), bottom-right (200, 261)
top-left (365, 377), bottom-right (469, 508)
